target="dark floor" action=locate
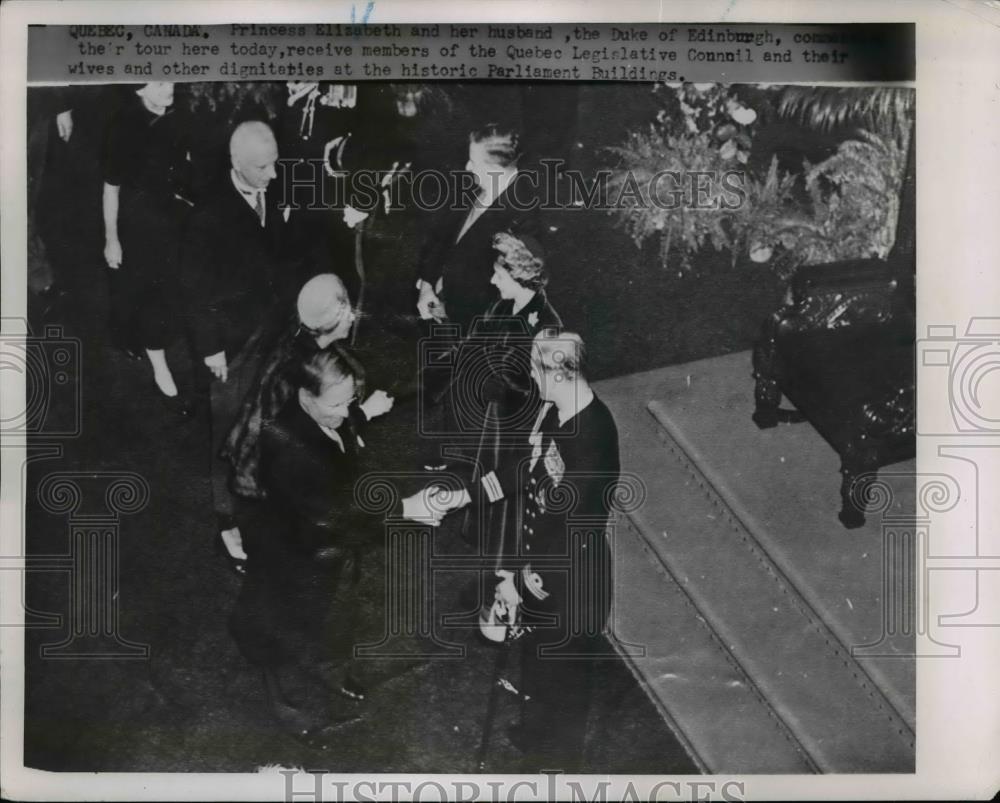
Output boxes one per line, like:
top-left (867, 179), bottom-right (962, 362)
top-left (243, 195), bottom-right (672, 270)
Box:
top-left (20, 83), bottom-right (790, 774)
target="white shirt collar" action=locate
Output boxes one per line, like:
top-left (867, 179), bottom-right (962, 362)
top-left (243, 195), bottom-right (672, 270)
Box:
top-left (231, 170), bottom-right (266, 224)
top-left (230, 169), bottom-right (262, 196)
top-left (318, 423), bottom-right (346, 452)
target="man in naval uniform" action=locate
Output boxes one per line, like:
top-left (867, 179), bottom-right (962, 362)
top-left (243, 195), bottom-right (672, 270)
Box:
top-left (440, 329), bottom-right (621, 771)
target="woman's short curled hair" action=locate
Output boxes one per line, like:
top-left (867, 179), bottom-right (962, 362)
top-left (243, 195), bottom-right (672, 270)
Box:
top-left (493, 231), bottom-right (547, 291)
top-left (470, 123), bottom-right (521, 168)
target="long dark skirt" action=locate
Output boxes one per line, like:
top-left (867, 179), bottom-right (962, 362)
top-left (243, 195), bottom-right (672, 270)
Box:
top-left (110, 190), bottom-right (187, 350)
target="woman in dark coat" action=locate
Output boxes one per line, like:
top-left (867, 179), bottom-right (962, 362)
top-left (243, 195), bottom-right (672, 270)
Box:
top-left (459, 231), bottom-right (562, 604)
top-left (437, 230), bottom-right (560, 438)
top-left (102, 82), bottom-right (190, 397)
top-left (222, 273), bottom-right (362, 502)
top-left (217, 274), bottom-right (376, 572)
top-left (479, 230), bottom-right (562, 432)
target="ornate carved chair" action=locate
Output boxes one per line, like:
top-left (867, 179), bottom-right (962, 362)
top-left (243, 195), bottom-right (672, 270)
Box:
top-left (751, 140), bottom-right (915, 529)
top-left (751, 262), bottom-right (914, 528)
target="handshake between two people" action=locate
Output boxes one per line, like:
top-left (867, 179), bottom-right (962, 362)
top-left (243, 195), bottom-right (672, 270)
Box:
top-left (400, 484), bottom-right (471, 526)
top-left (416, 279), bottom-right (447, 323)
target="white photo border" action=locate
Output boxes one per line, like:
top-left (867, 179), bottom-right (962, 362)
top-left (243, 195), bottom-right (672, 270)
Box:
top-left (2, 0), bottom-right (999, 800)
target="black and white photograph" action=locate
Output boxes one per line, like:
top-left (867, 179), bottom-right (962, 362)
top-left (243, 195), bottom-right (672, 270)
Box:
top-left (1, 2), bottom-right (998, 801)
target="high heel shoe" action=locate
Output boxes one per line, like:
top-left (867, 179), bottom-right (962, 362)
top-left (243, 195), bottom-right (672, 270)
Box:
top-left (147, 350), bottom-right (179, 398)
top-left (214, 531), bottom-right (246, 576)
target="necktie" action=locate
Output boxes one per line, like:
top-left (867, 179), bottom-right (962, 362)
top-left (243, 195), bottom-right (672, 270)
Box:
top-left (253, 192), bottom-right (265, 226)
top-left (456, 185), bottom-right (487, 243)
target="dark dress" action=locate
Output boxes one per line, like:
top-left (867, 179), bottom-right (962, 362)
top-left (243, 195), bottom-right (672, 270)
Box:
top-left (29, 85), bottom-right (109, 296)
top-left (478, 290), bottom-right (562, 436)
top-left (102, 96), bottom-right (190, 350)
top-left (467, 291), bottom-right (562, 562)
top-left (229, 395), bottom-right (396, 671)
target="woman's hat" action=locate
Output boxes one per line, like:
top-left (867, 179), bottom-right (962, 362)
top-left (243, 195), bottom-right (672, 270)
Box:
top-left (297, 273), bottom-right (350, 331)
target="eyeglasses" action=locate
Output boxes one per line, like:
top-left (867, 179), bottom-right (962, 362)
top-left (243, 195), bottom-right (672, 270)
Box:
top-left (314, 394), bottom-right (358, 414)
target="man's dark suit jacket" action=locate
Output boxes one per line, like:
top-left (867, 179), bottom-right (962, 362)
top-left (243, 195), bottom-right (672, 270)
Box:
top-left (231, 395), bottom-right (394, 670)
top-left (417, 171), bottom-right (540, 337)
top-left (180, 177), bottom-right (297, 361)
top-left (255, 396), bottom-right (401, 557)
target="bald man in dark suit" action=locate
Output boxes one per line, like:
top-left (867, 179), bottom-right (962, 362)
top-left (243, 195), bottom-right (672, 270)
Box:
top-left (180, 121), bottom-right (301, 556)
